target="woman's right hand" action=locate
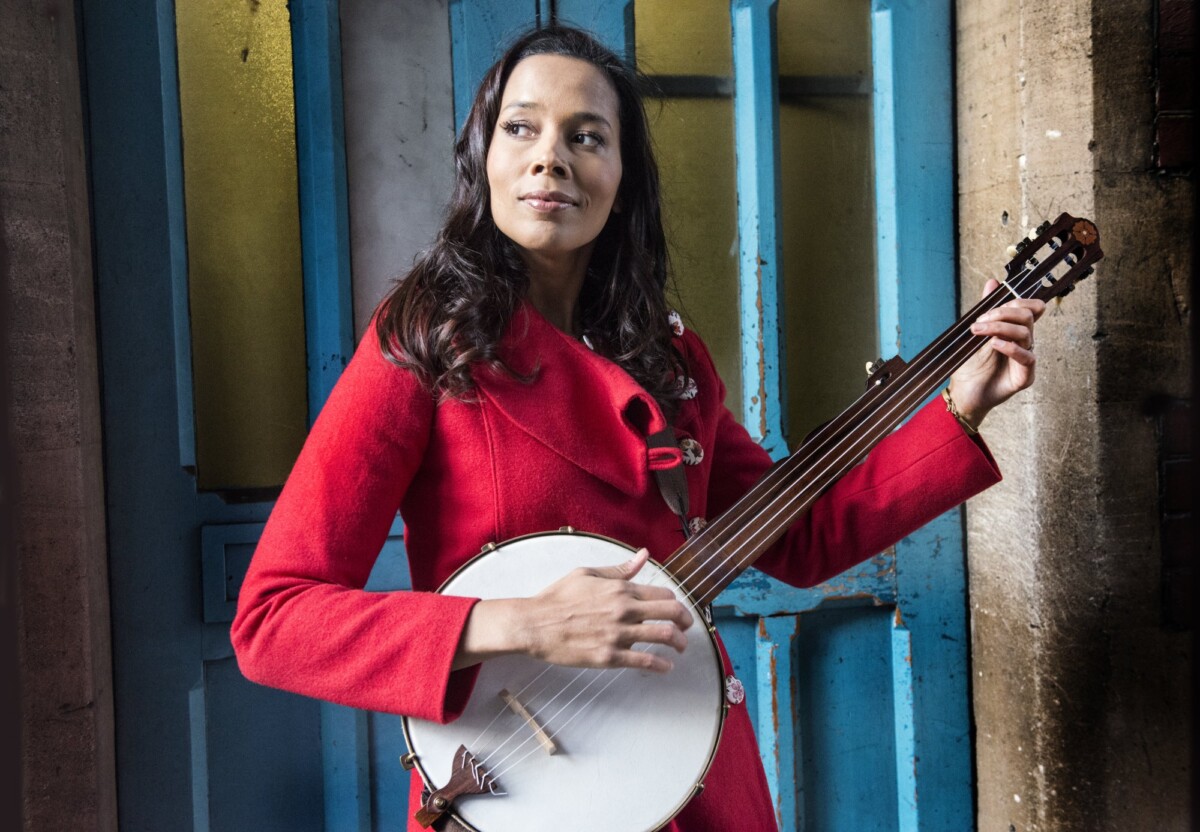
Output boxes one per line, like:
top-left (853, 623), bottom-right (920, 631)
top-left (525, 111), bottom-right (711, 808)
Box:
top-left (453, 548), bottom-right (695, 673)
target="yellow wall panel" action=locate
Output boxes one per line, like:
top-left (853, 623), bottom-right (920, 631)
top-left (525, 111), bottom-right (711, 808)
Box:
top-left (635, 0), bottom-right (731, 76)
top-left (176, 0), bottom-right (308, 491)
top-left (779, 96), bottom-right (877, 441)
top-left (777, 0), bottom-right (871, 77)
top-left (646, 97), bottom-right (742, 410)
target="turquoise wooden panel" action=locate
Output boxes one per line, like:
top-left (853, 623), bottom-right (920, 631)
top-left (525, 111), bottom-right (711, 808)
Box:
top-left (731, 0), bottom-right (787, 460)
top-left (872, 2), bottom-right (972, 828)
top-left (871, 3), bottom-right (900, 356)
top-left (84, 0), bottom-right (363, 829)
top-left (291, 0), bottom-right (355, 419)
top-left (321, 700), bottom-right (372, 832)
top-left (714, 612), bottom-right (761, 727)
top-left (364, 530), bottom-right (417, 827)
top-left (289, 3), bottom-right (367, 827)
top-left (796, 606), bottom-right (899, 830)
top-left (756, 615), bottom-right (801, 830)
top-left (369, 712), bottom-right (413, 832)
top-left (450, 0), bottom-right (539, 130)
top-left (555, 0), bottom-right (635, 59)
top-left (729, 0), bottom-right (787, 454)
top-left (194, 658), bottom-right (325, 832)
top-left (871, 0), bottom-right (956, 360)
top-left (891, 612), bottom-right (918, 831)
top-left (201, 523), bottom-right (266, 624)
top-left (82, 0), bottom-right (278, 827)
top-left (157, 0), bottom-right (196, 471)
top-left (720, 551), bottom-right (896, 618)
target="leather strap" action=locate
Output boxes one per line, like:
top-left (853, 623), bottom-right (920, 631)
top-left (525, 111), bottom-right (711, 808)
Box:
top-left (647, 428), bottom-right (691, 539)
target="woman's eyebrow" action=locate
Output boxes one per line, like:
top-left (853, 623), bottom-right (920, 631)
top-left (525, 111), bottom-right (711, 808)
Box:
top-left (573, 111), bottom-right (613, 129)
top-left (501, 101), bottom-right (612, 129)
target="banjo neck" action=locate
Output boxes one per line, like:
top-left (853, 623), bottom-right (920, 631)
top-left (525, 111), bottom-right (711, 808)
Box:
top-left (664, 213), bottom-right (1102, 607)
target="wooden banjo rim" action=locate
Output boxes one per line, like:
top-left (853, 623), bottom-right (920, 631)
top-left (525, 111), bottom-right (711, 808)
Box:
top-left (400, 527), bottom-right (730, 832)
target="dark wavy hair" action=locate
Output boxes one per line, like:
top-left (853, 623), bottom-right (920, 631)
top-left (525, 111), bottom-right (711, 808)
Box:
top-left (374, 25), bottom-right (685, 412)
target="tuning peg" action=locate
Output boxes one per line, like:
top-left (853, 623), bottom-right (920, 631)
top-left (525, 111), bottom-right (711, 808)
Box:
top-left (1015, 237), bottom-right (1031, 252)
top-left (1059, 283), bottom-right (1075, 296)
top-left (1065, 253), bottom-right (1077, 266)
top-left (1028, 256), bottom-right (1039, 266)
top-left (865, 358), bottom-right (884, 376)
top-left (1036, 220), bottom-right (1051, 235)
top-left (1082, 266), bottom-right (1094, 278)
top-left (1006, 244), bottom-right (1020, 258)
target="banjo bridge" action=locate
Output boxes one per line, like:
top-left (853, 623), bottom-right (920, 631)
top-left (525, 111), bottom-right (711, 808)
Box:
top-left (499, 688), bottom-right (559, 755)
top-left (414, 744), bottom-right (504, 829)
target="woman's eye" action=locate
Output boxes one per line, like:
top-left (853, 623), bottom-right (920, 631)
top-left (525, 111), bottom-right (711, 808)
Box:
top-left (501, 120), bottom-right (533, 137)
top-left (574, 132), bottom-right (604, 148)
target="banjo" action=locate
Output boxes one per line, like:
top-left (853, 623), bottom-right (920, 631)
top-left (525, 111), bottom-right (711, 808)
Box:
top-left (402, 214), bottom-right (1103, 831)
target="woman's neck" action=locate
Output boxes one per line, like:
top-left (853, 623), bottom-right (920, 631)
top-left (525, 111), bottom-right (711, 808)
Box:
top-left (521, 245), bottom-right (593, 335)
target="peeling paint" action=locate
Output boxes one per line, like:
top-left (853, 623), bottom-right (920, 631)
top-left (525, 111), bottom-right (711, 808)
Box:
top-left (755, 268), bottom-right (768, 440)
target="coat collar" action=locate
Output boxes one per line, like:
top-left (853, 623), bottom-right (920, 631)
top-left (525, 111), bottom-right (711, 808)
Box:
top-left (472, 302), bottom-right (668, 497)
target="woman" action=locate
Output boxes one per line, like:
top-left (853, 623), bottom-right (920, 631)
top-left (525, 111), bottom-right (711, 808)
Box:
top-left (232, 26), bottom-right (1041, 831)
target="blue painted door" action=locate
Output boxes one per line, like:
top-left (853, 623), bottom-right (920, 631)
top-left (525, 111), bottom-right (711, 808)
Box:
top-left (79, 1), bottom-right (401, 829)
top-left (85, 0), bottom-right (968, 830)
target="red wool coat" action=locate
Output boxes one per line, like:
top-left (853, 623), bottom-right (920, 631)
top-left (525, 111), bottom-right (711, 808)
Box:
top-left (232, 302), bottom-right (1001, 831)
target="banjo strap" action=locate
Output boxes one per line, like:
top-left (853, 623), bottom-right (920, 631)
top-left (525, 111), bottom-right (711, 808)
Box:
top-left (647, 427), bottom-right (692, 540)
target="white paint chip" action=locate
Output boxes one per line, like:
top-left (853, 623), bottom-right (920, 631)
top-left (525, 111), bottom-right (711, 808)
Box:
top-left (1018, 154), bottom-right (1027, 169)
top-left (1046, 129), bottom-right (1062, 139)
top-left (1014, 794), bottom-right (1022, 803)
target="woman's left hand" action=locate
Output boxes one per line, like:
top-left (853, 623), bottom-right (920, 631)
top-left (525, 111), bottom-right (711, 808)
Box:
top-left (948, 278), bottom-right (1046, 431)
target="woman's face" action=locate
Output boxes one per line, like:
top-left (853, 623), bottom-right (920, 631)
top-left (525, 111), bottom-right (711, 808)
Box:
top-left (486, 54), bottom-right (623, 266)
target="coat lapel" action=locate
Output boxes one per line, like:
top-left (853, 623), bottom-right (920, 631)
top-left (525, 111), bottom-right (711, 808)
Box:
top-left (472, 303), bottom-right (668, 497)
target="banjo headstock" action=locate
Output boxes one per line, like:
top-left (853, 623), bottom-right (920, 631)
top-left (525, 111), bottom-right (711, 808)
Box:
top-left (1003, 212), bottom-right (1104, 302)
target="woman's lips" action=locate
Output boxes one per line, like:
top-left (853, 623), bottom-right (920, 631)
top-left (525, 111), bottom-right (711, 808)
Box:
top-left (520, 191), bottom-right (577, 212)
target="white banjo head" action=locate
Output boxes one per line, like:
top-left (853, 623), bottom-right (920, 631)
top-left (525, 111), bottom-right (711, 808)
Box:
top-left (403, 531), bottom-right (725, 832)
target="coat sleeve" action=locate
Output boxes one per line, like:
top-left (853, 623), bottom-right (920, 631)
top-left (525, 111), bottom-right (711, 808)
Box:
top-left (694, 338), bottom-right (1002, 588)
top-left (230, 336), bottom-right (481, 723)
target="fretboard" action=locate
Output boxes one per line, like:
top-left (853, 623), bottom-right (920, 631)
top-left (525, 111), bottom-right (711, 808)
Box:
top-left (664, 213), bottom-right (1102, 606)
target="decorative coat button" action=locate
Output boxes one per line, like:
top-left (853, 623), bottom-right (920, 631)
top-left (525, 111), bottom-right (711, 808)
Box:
top-left (724, 675), bottom-right (745, 706)
top-left (688, 516), bottom-right (707, 535)
top-left (668, 309), bottom-right (685, 337)
top-left (680, 437), bottom-right (704, 465)
top-left (676, 376), bottom-right (698, 400)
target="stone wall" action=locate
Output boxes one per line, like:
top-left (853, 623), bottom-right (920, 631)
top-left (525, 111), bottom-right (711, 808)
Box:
top-left (0, 0), bottom-right (117, 829)
top-left (957, 0), bottom-right (1192, 828)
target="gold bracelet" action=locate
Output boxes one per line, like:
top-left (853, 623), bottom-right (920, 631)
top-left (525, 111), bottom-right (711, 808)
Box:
top-left (942, 387), bottom-right (979, 435)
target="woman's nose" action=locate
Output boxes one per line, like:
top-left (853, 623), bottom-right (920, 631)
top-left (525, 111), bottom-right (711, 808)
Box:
top-left (530, 137), bottom-right (568, 178)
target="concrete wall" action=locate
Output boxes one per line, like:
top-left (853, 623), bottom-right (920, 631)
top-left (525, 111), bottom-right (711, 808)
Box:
top-left (0, 0), bottom-right (117, 829)
top-left (340, 0), bottom-right (456, 337)
top-left (957, 0), bottom-right (1192, 829)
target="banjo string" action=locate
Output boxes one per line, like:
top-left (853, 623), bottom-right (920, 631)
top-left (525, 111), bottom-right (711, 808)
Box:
top-left (677, 263), bottom-right (1037, 589)
top-left (470, 559), bottom-right (713, 774)
top-left (681, 257), bottom-right (1043, 587)
top-left (691, 262), bottom-right (1049, 594)
top-left (468, 662), bottom-right (569, 754)
top-left (470, 553), bottom-right (716, 766)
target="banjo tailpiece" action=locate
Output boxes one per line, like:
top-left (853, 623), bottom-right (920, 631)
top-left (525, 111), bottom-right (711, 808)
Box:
top-left (415, 744), bottom-right (502, 829)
